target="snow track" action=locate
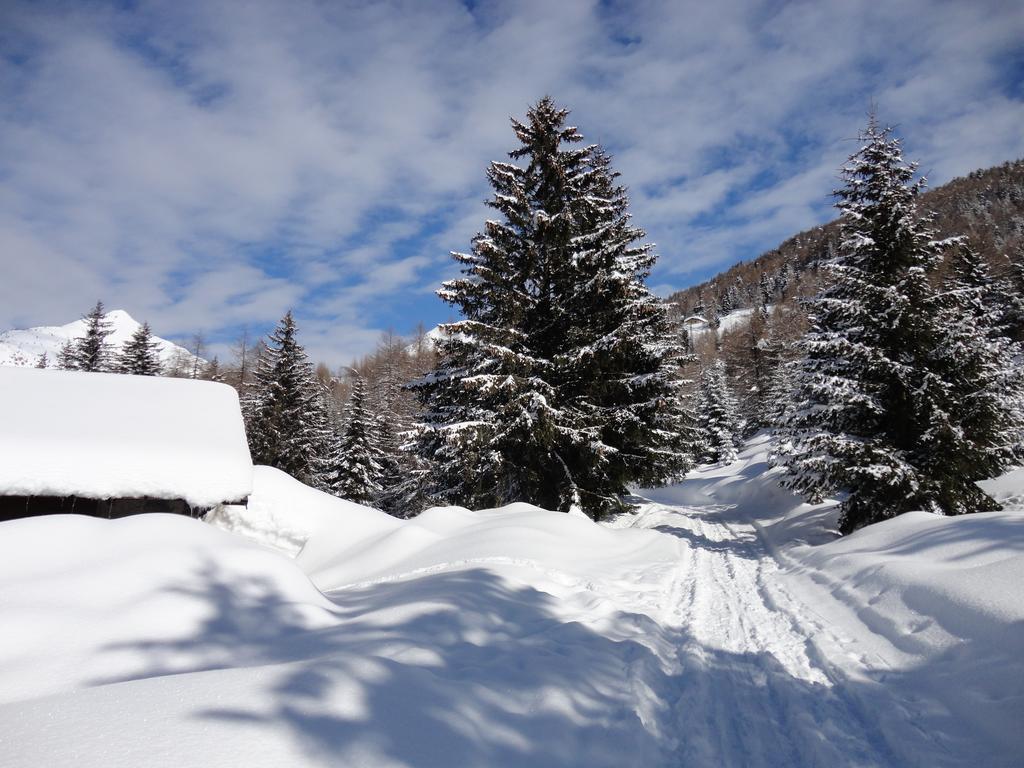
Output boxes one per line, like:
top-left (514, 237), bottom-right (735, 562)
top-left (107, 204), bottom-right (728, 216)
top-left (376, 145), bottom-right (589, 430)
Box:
top-left (620, 502), bottom-right (953, 768)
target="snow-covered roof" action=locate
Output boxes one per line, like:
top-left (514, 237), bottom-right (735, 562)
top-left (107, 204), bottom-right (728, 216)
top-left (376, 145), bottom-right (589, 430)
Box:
top-left (0, 367), bottom-right (252, 508)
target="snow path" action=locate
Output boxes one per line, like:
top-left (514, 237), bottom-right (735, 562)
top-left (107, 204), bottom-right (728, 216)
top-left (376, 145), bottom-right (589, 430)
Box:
top-left (616, 501), bottom-right (954, 768)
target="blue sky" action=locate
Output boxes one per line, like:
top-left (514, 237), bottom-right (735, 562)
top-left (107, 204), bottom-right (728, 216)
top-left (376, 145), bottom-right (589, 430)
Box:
top-left (2, 0), bottom-right (1023, 365)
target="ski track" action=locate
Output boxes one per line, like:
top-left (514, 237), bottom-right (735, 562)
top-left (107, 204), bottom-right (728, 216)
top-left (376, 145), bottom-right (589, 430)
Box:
top-left (618, 501), bottom-right (941, 768)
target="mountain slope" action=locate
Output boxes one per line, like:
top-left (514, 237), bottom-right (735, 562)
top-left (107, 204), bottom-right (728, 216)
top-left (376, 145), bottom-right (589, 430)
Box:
top-left (0, 310), bottom-right (195, 368)
top-left (669, 158), bottom-right (1024, 318)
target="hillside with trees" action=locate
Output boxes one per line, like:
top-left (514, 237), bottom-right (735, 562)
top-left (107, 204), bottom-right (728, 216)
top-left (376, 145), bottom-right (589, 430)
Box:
top-left (668, 158), bottom-right (1024, 323)
top-left (669, 157), bottom-right (1024, 447)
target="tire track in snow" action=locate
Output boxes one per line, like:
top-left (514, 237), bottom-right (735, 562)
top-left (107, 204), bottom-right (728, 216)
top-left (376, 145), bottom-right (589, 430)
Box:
top-left (624, 503), bottom-right (901, 767)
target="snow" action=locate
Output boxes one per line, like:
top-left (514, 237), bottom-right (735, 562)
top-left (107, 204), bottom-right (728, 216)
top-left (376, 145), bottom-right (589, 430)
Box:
top-left (685, 306), bottom-right (765, 337)
top-left (0, 367), bottom-right (252, 508)
top-left (1, 433), bottom-right (1021, 766)
top-left (402, 324), bottom-right (446, 355)
top-left (0, 309), bottom-right (198, 368)
top-left (206, 465), bottom-right (401, 556)
top-left (297, 501), bottom-right (675, 593)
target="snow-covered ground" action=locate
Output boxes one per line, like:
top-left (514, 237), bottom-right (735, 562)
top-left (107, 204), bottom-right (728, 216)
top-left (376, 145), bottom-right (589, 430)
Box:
top-left (684, 306), bottom-right (762, 338)
top-left (0, 309), bottom-right (196, 367)
top-left (1, 440), bottom-right (1021, 766)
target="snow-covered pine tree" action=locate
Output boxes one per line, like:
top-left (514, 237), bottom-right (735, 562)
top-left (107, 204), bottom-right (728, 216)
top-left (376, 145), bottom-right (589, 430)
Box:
top-left (413, 97), bottom-right (690, 520)
top-left (324, 373), bottom-right (386, 505)
top-left (245, 311), bottom-right (330, 487)
top-left (987, 248), bottom-right (1024, 343)
top-left (759, 271), bottom-right (773, 308)
top-left (35, 352), bottom-right (49, 369)
top-left (377, 330), bottom-right (440, 517)
top-left (71, 300), bottom-right (114, 372)
top-left (56, 340), bottom-right (77, 370)
top-left (557, 145), bottom-right (693, 496)
top-left (723, 306), bottom-right (779, 434)
top-left (116, 322), bottom-right (163, 375)
top-left (918, 242), bottom-right (1024, 513)
top-left (695, 360), bottom-right (742, 463)
top-left (755, 343), bottom-right (792, 431)
top-left (778, 117), bottom-right (1022, 533)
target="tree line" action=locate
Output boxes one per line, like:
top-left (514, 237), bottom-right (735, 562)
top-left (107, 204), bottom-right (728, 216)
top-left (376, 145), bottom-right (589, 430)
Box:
top-left (48, 99), bottom-right (1024, 533)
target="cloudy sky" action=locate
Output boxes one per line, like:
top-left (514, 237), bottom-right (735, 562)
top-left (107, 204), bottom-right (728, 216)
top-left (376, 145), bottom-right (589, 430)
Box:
top-left (2, 0), bottom-right (1023, 364)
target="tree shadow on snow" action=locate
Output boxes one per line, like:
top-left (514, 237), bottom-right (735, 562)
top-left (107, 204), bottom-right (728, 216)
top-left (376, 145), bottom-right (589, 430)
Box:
top-left (85, 561), bottom-right (1021, 768)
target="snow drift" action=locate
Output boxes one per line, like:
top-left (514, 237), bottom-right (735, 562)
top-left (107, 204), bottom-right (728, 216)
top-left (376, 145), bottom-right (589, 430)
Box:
top-left (0, 505), bottom-right (680, 767)
top-left (1, 433), bottom-right (1021, 766)
top-left (207, 465), bottom-right (402, 556)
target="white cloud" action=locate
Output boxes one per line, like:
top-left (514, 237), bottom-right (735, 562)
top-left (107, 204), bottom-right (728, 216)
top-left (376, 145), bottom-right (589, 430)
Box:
top-left (1, 0), bottom-right (1021, 362)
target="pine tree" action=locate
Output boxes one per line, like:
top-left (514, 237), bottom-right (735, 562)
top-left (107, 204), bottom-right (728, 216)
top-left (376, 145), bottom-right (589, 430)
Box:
top-left (413, 97), bottom-right (690, 520)
top-left (71, 301), bottom-right (114, 372)
top-left (988, 248), bottom-right (1024, 343)
top-left (759, 271), bottom-right (773, 307)
top-left (245, 311), bottom-right (330, 487)
top-left (377, 329), bottom-right (440, 517)
top-left (202, 356), bottom-right (225, 382)
top-left (116, 322), bottom-right (163, 376)
top-left (695, 361), bottom-right (742, 463)
top-left (918, 243), bottom-right (1024, 513)
top-left (324, 373), bottom-right (387, 505)
top-left (56, 340), bottom-right (77, 370)
top-left (35, 352), bottom-right (49, 369)
top-left (778, 117), bottom-right (1023, 533)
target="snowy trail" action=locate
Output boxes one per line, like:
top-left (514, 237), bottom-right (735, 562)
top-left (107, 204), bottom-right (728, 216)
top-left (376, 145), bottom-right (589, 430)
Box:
top-left (618, 502), bottom-right (945, 768)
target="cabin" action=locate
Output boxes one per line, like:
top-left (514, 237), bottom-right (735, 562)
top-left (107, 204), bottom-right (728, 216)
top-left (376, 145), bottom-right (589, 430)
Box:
top-left (682, 315), bottom-right (707, 328)
top-left (0, 367), bottom-right (253, 521)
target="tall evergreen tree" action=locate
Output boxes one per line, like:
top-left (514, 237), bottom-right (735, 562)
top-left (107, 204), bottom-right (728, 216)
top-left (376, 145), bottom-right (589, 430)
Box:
top-left (413, 98), bottom-right (690, 519)
top-left (71, 300), bottom-right (114, 372)
top-left (778, 118), bottom-right (1023, 533)
top-left (918, 243), bottom-right (1024, 512)
top-left (35, 352), bottom-right (49, 369)
top-left (116, 322), bottom-right (163, 376)
top-left (245, 311), bottom-right (330, 487)
top-left (324, 373), bottom-right (387, 505)
top-left (695, 361), bottom-right (742, 463)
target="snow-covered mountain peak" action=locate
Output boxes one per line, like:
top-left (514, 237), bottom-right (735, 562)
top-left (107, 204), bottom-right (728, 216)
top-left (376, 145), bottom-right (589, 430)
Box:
top-left (0, 311), bottom-right (196, 369)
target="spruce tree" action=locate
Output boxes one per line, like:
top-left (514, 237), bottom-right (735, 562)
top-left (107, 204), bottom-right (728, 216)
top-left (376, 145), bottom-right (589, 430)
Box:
top-left (71, 300), bottom-right (114, 372)
top-left (988, 248), bottom-right (1024, 343)
top-left (116, 322), bottom-right (163, 376)
top-left (56, 340), bottom-right (77, 370)
top-left (35, 352), bottom-right (49, 369)
top-left (324, 373), bottom-right (387, 505)
top-left (918, 243), bottom-right (1024, 513)
top-left (695, 361), bottom-right (742, 463)
top-left (414, 97), bottom-right (690, 520)
top-left (778, 117), bottom-right (1023, 533)
top-left (245, 311), bottom-right (330, 487)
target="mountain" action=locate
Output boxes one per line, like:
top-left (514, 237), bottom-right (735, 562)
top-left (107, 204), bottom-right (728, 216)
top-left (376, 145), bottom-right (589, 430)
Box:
top-left (0, 310), bottom-right (198, 369)
top-left (668, 158), bottom-right (1024, 318)
top-left (402, 325), bottom-right (446, 356)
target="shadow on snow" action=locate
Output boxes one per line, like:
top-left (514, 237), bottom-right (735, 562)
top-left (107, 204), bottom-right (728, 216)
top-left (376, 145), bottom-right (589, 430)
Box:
top-left (84, 554), bottom-right (1023, 768)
